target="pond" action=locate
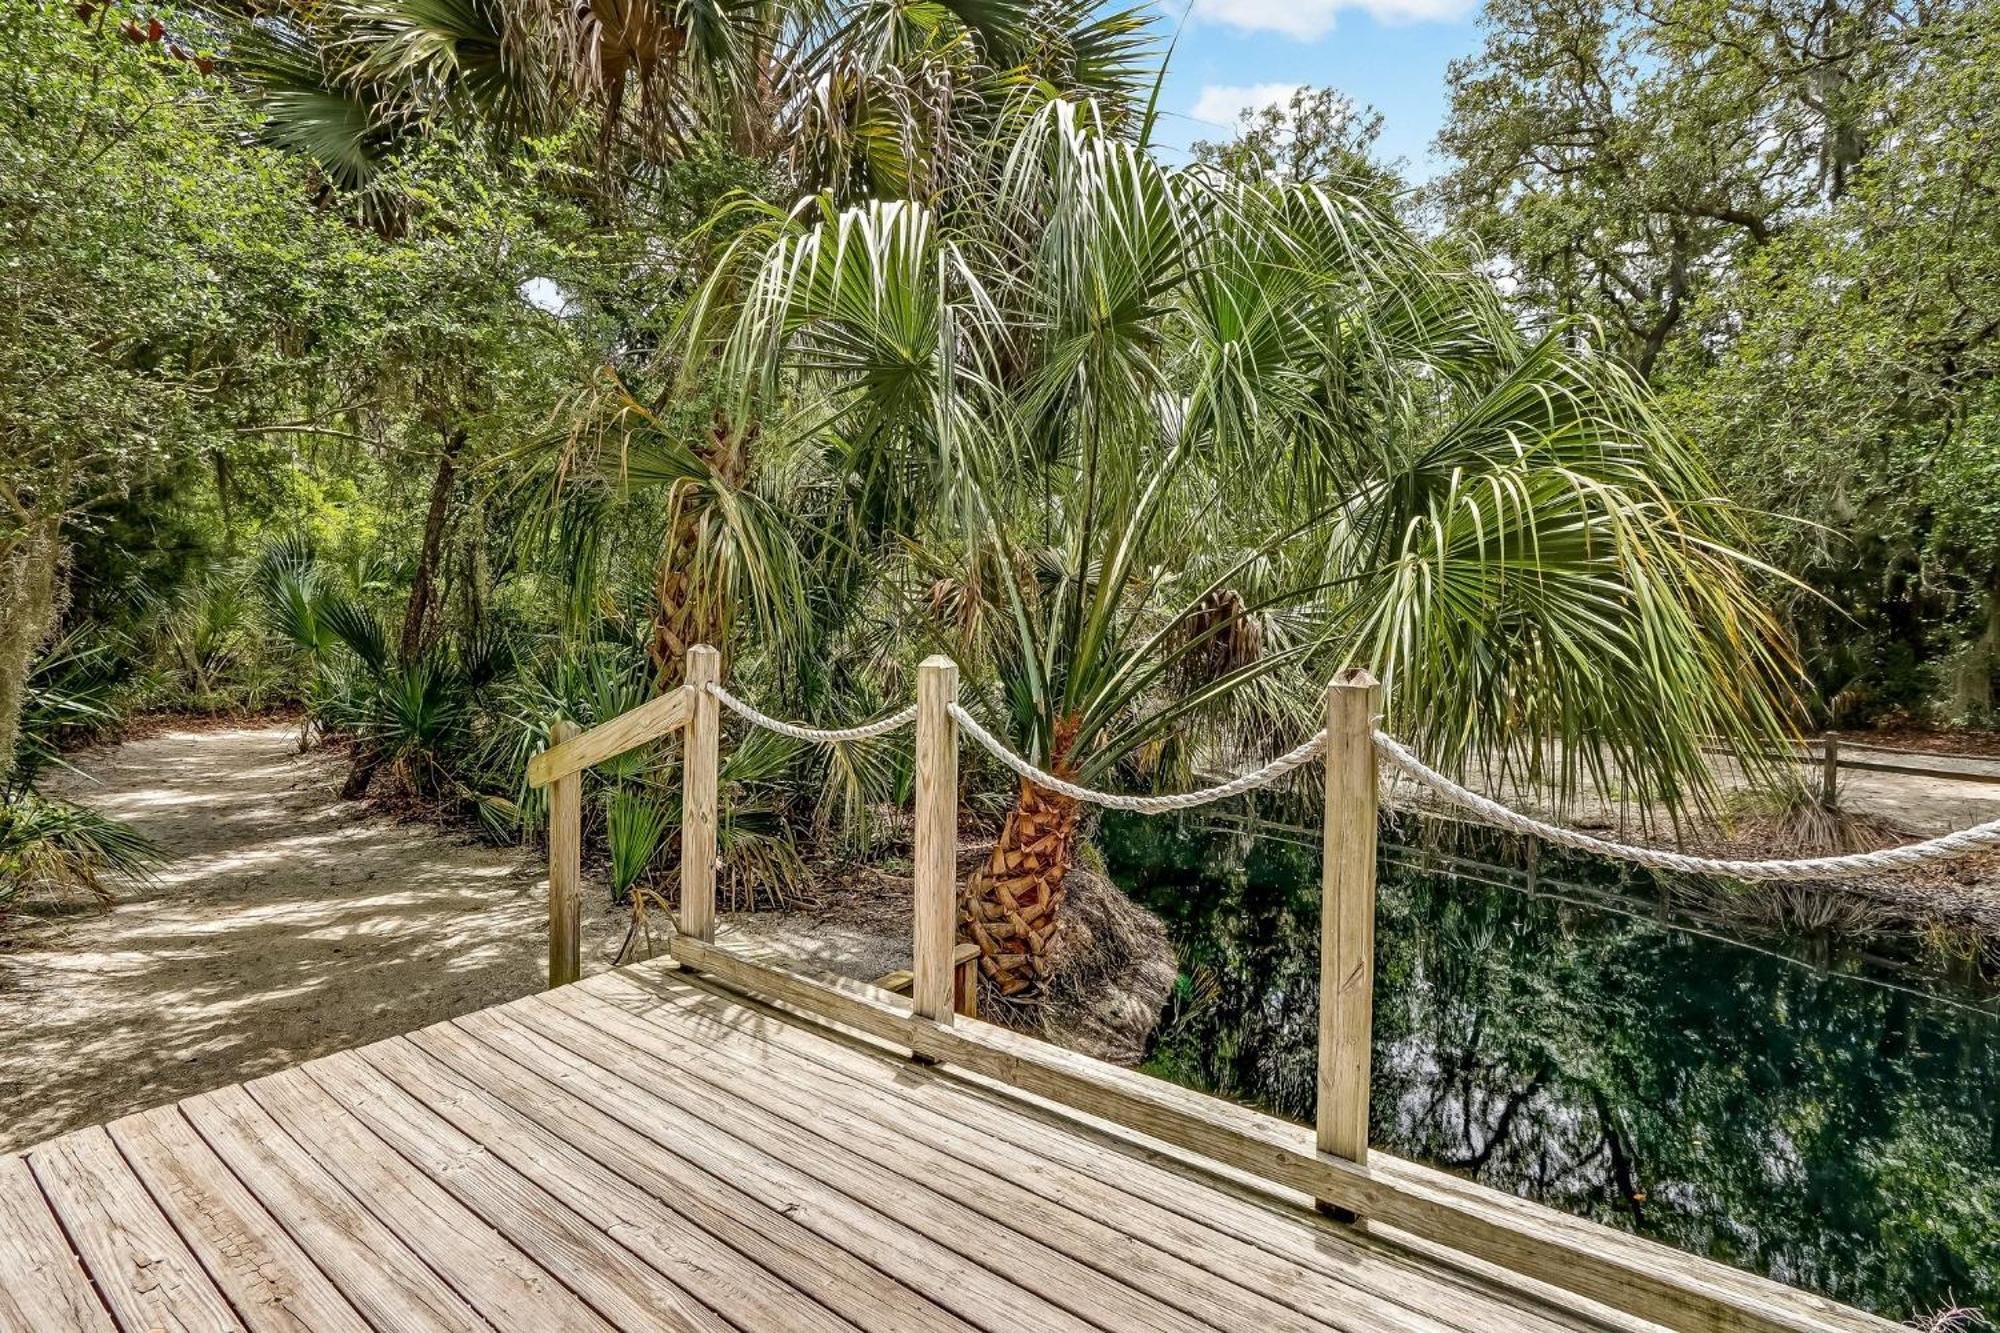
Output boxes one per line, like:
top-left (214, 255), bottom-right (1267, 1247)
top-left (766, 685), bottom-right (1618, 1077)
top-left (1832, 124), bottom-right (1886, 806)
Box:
top-left (1101, 810), bottom-right (2000, 1324)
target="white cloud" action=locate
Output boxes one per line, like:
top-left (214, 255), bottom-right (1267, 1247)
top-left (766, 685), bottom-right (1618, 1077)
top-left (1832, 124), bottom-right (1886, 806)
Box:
top-left (1190, 82), bottom-right (1302, 133)
top-left (1188, 0), bottom-right (1474, 41)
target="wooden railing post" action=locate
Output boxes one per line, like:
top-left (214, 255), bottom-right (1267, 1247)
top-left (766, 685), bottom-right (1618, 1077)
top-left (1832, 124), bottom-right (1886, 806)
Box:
top-left (681, 645), bottom-right (722, 947)
top-left (1317, 668), bottom-right (1379, 1218)
top-left (547, 719), bottom-right (582, 988)
top-left (913, 656), bottom-right (961, 1027)
top-left (1820, 732), bottom-right (1839, 809)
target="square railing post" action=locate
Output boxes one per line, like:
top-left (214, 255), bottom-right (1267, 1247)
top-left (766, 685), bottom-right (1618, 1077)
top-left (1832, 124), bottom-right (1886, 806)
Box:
top-left (1317, 668), bottom-right (1379, 1218)
top-left (680, 645), bottom-right (722, 946)
top-left (913, 657), bottom-right (961, 1028)
top-left (547, 719), bottom-right (582, 988)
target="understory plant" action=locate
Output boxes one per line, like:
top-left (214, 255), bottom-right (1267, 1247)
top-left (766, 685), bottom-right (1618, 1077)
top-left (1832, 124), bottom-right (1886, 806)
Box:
top-left (1, 632), bottom-right (157, 915)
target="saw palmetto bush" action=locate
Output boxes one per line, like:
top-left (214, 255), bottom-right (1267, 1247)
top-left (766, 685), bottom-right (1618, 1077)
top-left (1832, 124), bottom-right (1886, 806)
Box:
top-left (1, 633), bottom-right (158, 916)
top-left (688, 97), bottom-right (1802, 1000)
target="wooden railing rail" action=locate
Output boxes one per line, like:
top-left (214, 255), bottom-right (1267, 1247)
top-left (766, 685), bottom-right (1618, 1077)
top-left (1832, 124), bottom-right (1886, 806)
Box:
top-left (1316, 669), bottom-right (1378, 1213)
top-left (527, 686), bottom-right (690, 789)
top-left (524, 662), bottom-right (696, 987)
top-left (545, 720), bottom-right (584, 987)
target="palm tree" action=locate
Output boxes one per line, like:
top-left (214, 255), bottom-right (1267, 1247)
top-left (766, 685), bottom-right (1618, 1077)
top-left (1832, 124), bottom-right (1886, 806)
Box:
top-left (204, 0), bottom-right (1154, 209)
top-left (690, 98), bottom-right (1800, 1000)
top-left (210, 0), bottom-right (1154, 698)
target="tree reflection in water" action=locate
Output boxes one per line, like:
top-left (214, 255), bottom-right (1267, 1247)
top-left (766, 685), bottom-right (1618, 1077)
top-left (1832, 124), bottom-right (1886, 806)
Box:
top-left (1102, 812), bottom-right (2000, 1324)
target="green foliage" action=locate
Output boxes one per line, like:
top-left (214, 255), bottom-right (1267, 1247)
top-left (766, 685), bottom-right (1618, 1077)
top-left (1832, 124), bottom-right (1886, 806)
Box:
top-left (0, 792), bottom-right (159, 911)
top-left (2, 628), bottom-right (157, 915)
top-left (7, 629), bottom-right (125, 792)
top-left (605, 787), bottom-right (673, 903)
top-left (1435, 0), bottom-right (2000, 725)
top-left (1666, 1), bottom-right (2000, 722)
top-left (692, 98), bottom-right (1799, 812)
top-left (1190, 85), bottom-right (1395, 197)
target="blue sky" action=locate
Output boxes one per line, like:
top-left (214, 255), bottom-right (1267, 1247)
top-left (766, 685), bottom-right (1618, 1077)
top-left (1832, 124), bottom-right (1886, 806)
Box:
top-left (1145, 0), bottom-right (1487, 180)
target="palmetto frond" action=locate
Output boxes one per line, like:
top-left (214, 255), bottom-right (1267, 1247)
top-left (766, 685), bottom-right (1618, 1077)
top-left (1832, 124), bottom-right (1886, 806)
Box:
top-left (694, 95), bottom-right (1801, 813)
top-left (222, 13), bottom-right (408, 193)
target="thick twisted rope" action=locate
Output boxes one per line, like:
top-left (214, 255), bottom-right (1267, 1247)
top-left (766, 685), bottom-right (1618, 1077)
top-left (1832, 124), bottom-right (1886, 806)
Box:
top-left (708, 679), bottom-right (2000, 878)
top-left (708, 684), bottom-right (917, 743)
top-left (948, 703), bottom-right (1326, 812)
top-left (1373, 730), bottom-right (2000, 880)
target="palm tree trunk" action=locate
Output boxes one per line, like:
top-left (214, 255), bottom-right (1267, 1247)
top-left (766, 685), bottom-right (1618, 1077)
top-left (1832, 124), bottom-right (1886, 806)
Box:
top-left (649, 424), bottom-right (750, 690)
top-left (960, 775), bottom-right (1082, 1000)
top-left (649, 482), bottom-right (711, 690)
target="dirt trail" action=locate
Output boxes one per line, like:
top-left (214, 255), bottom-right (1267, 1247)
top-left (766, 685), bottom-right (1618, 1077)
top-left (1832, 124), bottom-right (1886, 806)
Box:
top-left (0, 723), bottom-right (623, 1153)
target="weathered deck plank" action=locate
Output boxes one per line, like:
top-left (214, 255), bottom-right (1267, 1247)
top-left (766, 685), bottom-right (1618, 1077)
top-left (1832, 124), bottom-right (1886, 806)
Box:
top-left (301, 1050), bottom-right (737, 1333)
top-left (404, 1016), bottom-right (977, 1333)
top-left (574, 968), bottom-right (1596, 1333)
top-left (107, 1105), bottom-right (370, 1333)
top-left (178, 1083), bottom-right (493, 1332)
top-left (458, 1003), bottom-right (1112, 1332)
top-left (637, 966), bottom-right (1624, 1332)
top-left (29, 1125), bottom-right (241, 1333)
top-left (0, 955), bottom-right (1898, 1333)
top-left (497, 996), bottom-right (1245, 1333)
top-left (542, 977), bottom-right (1438, 1333)
top-left (355, 1036), bottom-right (860, 1333)
top-left (245, 1065), bottom-right (615, 1331)
top-left (0, 1154), bottom-right (117, 1333)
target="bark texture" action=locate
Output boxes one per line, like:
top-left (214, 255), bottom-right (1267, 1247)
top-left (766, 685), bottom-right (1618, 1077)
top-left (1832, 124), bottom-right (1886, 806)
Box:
top-left (398, 426), bottom-right (466, 666)
top-left (961, 716), bottom-right (1084, 1000)
top-left (0, 516), bottom-right (62, 784)
top-left (649, 418), bottom-right (749, 689)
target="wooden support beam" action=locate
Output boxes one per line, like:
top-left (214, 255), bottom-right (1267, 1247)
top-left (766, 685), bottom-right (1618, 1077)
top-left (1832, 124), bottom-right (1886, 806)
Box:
top-left (952, 946), bottom-right (979, 1020)
top-left (1317, 670), bottom-right (1378, 1217)
top-left (527, 687), bottom-right (689, 788)
top-left (546, 721), bottom-right (582, 988)
top-left (873, 943), bottom-right (979, 1018)
top-left (912, 656), bottom-right (961, 1026)
top-left (663, 937), bottom-right (1886, 1333)
top-left (679, 646), bottom-right (721, 947)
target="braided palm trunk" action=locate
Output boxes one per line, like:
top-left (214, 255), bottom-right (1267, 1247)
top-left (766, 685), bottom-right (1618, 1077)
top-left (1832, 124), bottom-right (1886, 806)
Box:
top-left (961, 774), bottom-right (1082, 1000)
top-left (650, 422), bottom-right (749, 689)
top-left (650, 481), bottom-right (712, 689)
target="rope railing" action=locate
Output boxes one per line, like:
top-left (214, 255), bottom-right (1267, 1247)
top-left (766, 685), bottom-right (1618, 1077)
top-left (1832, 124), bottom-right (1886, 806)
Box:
top-left (948, 703), bottom-right (1327, 813)
top-left (708, 683), bottom-right (917, 743)
top-left (585, 652), bottom-right (1916, 1322)
top-left (704, 679), bottom-right (2000, 880)
top-left (1373, 730), bottom-right (2000, 880)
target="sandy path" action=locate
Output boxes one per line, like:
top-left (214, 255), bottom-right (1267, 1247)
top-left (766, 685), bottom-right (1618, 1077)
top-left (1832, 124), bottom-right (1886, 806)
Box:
top-left (0, 723), bottom-right (624, 1153)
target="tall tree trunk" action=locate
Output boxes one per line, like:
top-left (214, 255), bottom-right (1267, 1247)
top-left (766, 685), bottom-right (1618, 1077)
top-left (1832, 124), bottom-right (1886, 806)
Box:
top-left (960, 716), bottom-right (1085, 1000)
top-left (960, 777), bottom-right (1082, 999)
top-left (0, 514), bottom-right (63, 788)
top-left (399, 426), bottom-right (466, 665)
top-left (345, 425), bottom-right (463, 801)
top-left (1949, 572), bottom-right (2000, 720)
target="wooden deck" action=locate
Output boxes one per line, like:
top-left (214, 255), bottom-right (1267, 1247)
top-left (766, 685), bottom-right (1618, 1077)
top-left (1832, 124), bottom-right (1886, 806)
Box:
top-left (1, 956), bottom-right (1891, 1333)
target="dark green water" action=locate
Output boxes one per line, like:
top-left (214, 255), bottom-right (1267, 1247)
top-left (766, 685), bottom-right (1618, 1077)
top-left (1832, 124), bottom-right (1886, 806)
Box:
top-left (1101, 812), bottom-right (2000, 1323)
